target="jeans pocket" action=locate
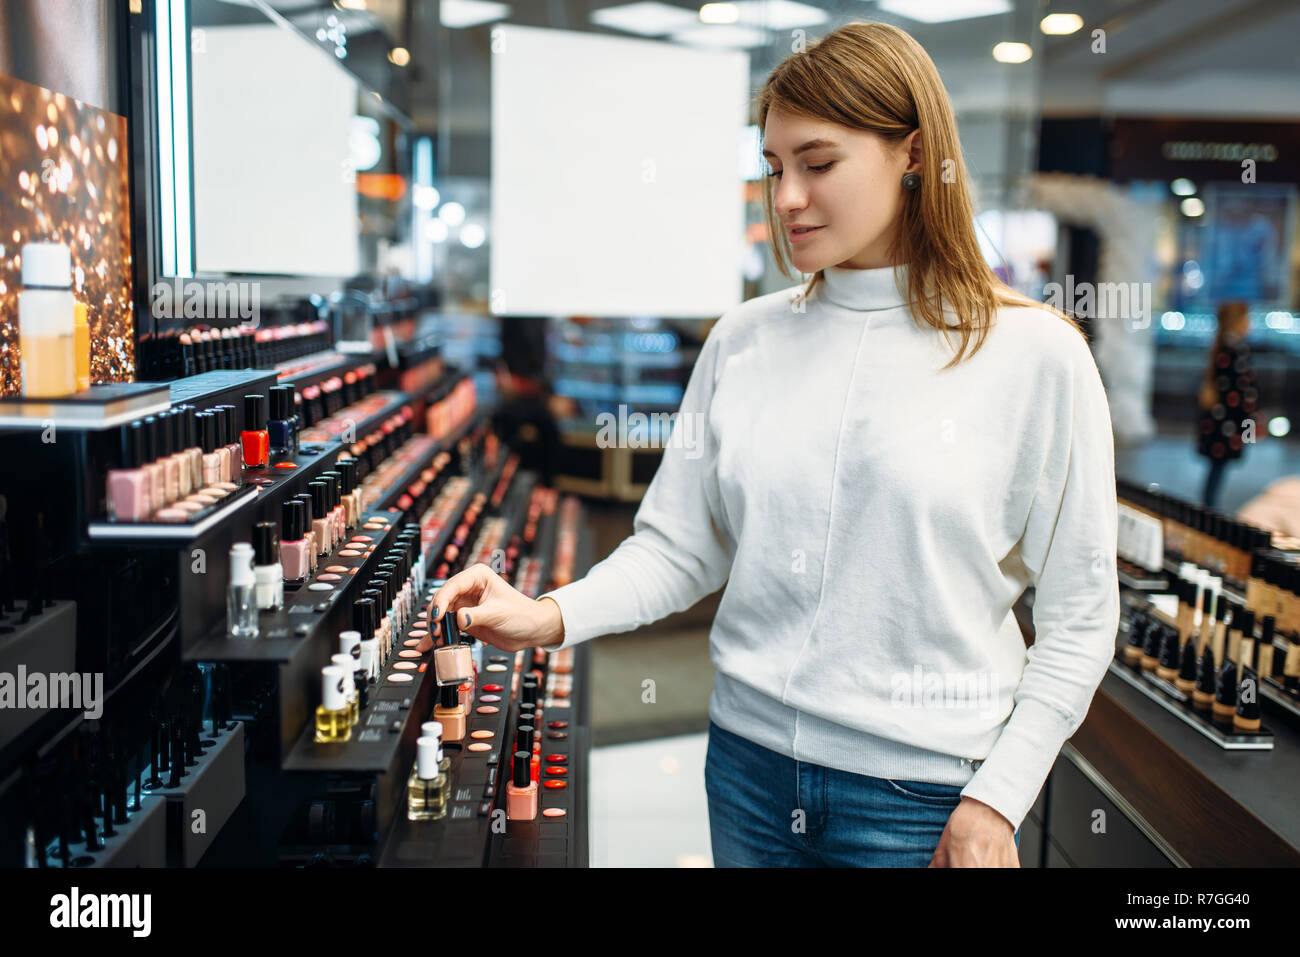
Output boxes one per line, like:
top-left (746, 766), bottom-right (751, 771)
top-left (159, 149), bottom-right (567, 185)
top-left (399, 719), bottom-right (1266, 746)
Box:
top-left (885, 778), bottom-right (965, 805)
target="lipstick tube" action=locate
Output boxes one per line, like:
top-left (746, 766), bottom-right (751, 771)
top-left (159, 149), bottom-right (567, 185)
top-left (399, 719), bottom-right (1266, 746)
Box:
top-left (241, 393), bottom-right (270, 468)
top-left (107, 421), bottom-right (152, 522)
top-left (280, 499), bottom-right (310, 583)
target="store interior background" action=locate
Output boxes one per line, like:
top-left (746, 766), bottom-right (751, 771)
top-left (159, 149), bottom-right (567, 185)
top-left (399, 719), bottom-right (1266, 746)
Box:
top-left (8, 0), bottom-right (1298, 865)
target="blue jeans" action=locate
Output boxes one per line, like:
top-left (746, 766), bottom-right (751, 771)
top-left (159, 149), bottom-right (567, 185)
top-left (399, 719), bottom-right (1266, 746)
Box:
top-left (705, 720), bottom-right (1020, 867)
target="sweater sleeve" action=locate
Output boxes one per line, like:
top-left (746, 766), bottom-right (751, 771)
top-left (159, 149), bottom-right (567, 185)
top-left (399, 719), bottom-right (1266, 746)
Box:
top-left (959, 329), bottom-right (1120, 831)
top-left (537, 326), bottom-right (734, 650)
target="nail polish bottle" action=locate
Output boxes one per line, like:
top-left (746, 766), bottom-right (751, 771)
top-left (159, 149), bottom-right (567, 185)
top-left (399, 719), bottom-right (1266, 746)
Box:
top-left (252, 521), bottom-right (283, 611)
top-left (107, 422), bottom-right (152, 522)
top-left (367, 582), bottom-right (393, 661)
top-left (339, 630), bottom-right (368, 713)
top-left (433, 684), bottom-right (465, 741)
top-left (506, 751), bottom-right (537, 821)
top-left (308, 482), bottom-right (331, 556)
top-left (168, 410), bottom-right (192, 498)
top-left (353, 598), bottom-right (379, 681)
top-left (280, 500), bottom-right (310, 583)
top-left (319, 472), bottom-right (343, 547)
top-left (158, 410), bottom-right (180, 506)
top-left (227, 543), bottom-right (258, 639)
top-left (407, 735), bottom-right (448, 821)
top-left (420, 722), bottom-right (452, 773)
top-left (314, 666), bottom-right (352, 742)
top-left (435, 610), bottom-right (474, 685)
top-left (293, 493), bottom-right (319, 570)
top-left (331, 653), bottom-right (360, 726)
top-left (337, 459), bottom-right (360, 529)
top-left (241, 393), bottom-right (270, 468)
top-left (217, 404), bottom-right (244, 483)
top-left (269, 385), bottom-right (295, 452)
top-left (141, 415), bottom-right (166, 513)
top-left (196, 412), bottom-right (221, 488)
top-left (180, 405), bottom-right (203, 492)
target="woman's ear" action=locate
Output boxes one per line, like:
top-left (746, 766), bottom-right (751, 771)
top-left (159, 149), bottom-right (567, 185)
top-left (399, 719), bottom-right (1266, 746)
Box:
top-left (904, 128), bottom-right (923, 174)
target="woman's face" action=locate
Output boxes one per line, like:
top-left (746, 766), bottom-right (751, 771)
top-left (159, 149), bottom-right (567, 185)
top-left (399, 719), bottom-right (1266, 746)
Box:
top-left (763, 108), bottom-right (917, 273)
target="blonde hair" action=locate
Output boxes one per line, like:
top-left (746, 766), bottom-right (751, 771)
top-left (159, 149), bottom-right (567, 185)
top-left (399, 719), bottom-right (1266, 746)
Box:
top-left (757, 21), bottom-right (1080, 367)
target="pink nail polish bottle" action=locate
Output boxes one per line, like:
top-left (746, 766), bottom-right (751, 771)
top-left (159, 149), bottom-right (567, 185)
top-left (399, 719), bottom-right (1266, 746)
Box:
top-left (198, 412), bottom-right (223, 487)
top-left (506, 751), bottom-right (538, 820)
top-left (107, 421), bottom-right (152, 522)
top-left (281, 499), bottom-right (310, 583)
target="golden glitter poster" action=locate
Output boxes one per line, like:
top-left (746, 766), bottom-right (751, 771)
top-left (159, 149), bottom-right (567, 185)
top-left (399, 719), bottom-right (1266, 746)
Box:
top-left (0, 72), bottom-right (134, 397)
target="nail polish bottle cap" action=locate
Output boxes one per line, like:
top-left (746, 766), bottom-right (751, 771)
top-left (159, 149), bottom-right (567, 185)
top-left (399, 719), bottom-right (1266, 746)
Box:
top-left (441, 606), bottom-right (459, 646)
top-left (196, 411), bottom-right (215, 454)
top-left (352, 598), bottom-right (375, 638)
top-left (331, 653), bottom-right (355, 680)
top-left (438, 683), bottom-right (459, 709)
top-left (338, 630), bottom-right (362, 661)
top-left (141, 415), bottom-right (158, 462)
top-left (516, 724), bottom-right (534, 753)
top-left (309, 481), bottom-right (328, 520)
top-left (282, 499), bottom-right (305, 543)
top-left (421, 720), bottom-right (444, 742)
top-left (155, 410), bottom-right (172, 457)
top-left (512, 751), bottom-right (530, 788)
top-left (1236, 608), bottom-right (1255, 639)
top-left (363, 587), bottom-right (385, 616)
top-left (417, 736), bottom-right (443, 779)
top-left (336, 458), bottom-right (357, 494)
top-left (210, 405), bottom-right (229, 446)
top-left (121, 421), bottom-right (146, 469)
top-left (229, 542), bottom-right (255, 587)
top-left (253, 521), bottom-right (279, 566)
top-left (322, 472), bottom-right (341, 508)
top-left (270, 385), bottom-right (293, 422)
top-left (374, 572), bottom-right (396, 608)
top-left (358, 641), bottom-right (374, 676)
top-left (244, 393), bottom-right (267, 431)
top-left (217, 404), bottom-right (237, 441)
top-left (180, 405), bottom-right (198, 449)
top-left (1261, 615), bottom-right (1275, 645)
top-left (294, 492), bottom-right (314, 526)
top-left (321, 666), bottom-right (348, 711)
top-left (522, 682), bottom-right (538, 705)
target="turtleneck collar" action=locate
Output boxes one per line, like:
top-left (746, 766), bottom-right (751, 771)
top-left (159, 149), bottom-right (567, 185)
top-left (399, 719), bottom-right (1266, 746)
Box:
top-left (820, 262), bottom-right (909, 312)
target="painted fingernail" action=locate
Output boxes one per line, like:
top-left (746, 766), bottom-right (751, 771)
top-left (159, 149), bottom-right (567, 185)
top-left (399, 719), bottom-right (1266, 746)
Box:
top-left (465, 613), bottom-right (471, 626)
top-left (431, 605), bottom-right (439, 619)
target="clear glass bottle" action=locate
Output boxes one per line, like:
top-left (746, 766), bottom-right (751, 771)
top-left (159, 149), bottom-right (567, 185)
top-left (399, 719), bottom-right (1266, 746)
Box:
top-left (331, 653), bottom-right (360, 726)
top-left (407, 735), bottom-right (448, 821)
top-left (315, 666), bottom-right (352, 742)
top-left (227, 543), bottom-right (258, 639)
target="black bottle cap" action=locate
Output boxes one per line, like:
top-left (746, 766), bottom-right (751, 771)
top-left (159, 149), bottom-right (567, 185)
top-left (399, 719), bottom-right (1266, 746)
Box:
top-left (121, 421), bottom-right (146, 469)
top-left (282, 499), bottom-right (305, 542)
top-left (1178, 635), bottom-right (1198, 680)
top-left (270, 385), bottom-right (293, 422)
top-left (336, 458), bottom-right (357, 494)
top-left (141, 415), bottom-right (158, 462)
top-left (441, 607), bottom-right (459, 646)
top-left (522, 683), bottom-right (538, 705)
top-left (1216, 596), bottom-right (1230, 622)
top-left (1214, 658), bottom-right (1237, 706)
top-left (295, 492), bottom-right (314, 525)
top-left (1142, 617), bottom-right (1163, 657)
top-left (1261, 615), bottom-right (1275, 646)
top-left (352, 597), bottom-right (375, 638)
top-left (244, 393), bottom-right (267, 431)
top-left (366, 582), bottom-right (390, 612)
top-left (309, 481), bottom-right (328, 519)
top-left (1158, 626), bottom-right (1181, 669)
top-left (179, 405), bottom-right (197, 449)
top-left (516, 724), bottom-right (534, 754)
top-left (512, 751), bottom-right (530, 788)
top-left (1236, 608), bottom-right (1255, 640)
top-left (197, 411), bottom-right (217, 455)
top-left (253, 521), bottom-right (279, 566)
top-left (1125, 610), bottom-right (1147, 648)
top-left (154, 410), bottom-right (171, 457)
top-left (217, 404), bottom-right (238, 441)
top-left (321, 472), bottom-right (341, 509)
top-left (1200, 587), bottom-right (1213, 614)
top-left (439, 683), bottom-right (458, 709)
top-left (1196, 643), bottom-right (1217, 693)
top-left (210, 405), bottom-right (229, 446)
top-left (374, 572), bottom-right (395, 608)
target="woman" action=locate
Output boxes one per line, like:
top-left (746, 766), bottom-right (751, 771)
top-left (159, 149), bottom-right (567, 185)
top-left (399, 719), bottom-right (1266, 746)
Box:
top-left (1197, 302), bottom-right (1257, 509)
top-left (430, 21), bottom-right (1118, 868)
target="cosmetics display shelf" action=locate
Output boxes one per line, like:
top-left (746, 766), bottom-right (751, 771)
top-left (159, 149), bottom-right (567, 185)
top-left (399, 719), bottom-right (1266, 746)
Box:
top-left (1117, 566), bottom-right (1167, 591)
top-left (0, 601), bottom-right (77, 769)
top-left (185, 509), bottom-right (404, 664)
top-left (141, 720), bottom-right (245, 867)
top-left (300, 388), bottom-right (409, 446)
top-left (35, 790), bottom-right (168, 868)
top-left (86, 440), bottom-right (340, 544)
top-left (1161, 557), bottom-right (1247, 604)
top-left (367, 407), bottom-right (490, 515)
top-left (0, 382), bottom-right (172, 431)
top-left (274, 349), bottom-right (370, 392)
top-left (168, 368), bottom-right (277, 408)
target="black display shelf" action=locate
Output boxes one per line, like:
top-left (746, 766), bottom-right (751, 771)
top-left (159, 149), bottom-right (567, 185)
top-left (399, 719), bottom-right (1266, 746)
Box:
top-left (301, 389), bottom-right (409, 446)
top-left (168, 368), bottom-right (277, 413)
top-left (368, 407), bottom-right (490, 514)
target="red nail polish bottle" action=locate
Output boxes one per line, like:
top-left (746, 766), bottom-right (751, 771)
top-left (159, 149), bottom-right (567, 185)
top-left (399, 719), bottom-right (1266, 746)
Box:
top-left (241, 393), bottom-right (270, 468)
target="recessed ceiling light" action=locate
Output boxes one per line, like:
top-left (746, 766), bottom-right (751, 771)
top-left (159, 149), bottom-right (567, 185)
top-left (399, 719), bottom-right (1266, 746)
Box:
top-left (1039, 13), bottom-right (1083, 34)
top-left (730, 0), bottom-right (829, 29)
top-left (1180, 197), bottom-right (1205, 217)
top-left (699, 3), bottom-right (739, 24)
top-left (877, 0), bottom-right (1012, 24)
top-left (440, 0), bottom-right (511, 29)
top-left (670, 23), bottom-right (768, 48)
top-left (992, 41), bottom-right (1032, 63)
top-left (1170, 178), bottom-right (1197, 197)
top-left (591, 2), bottom-right (700, 36)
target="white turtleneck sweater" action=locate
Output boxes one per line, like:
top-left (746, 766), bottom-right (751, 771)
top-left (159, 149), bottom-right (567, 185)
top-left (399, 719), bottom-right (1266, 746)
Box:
top-left (539, 264), bottom-right (1119, 832)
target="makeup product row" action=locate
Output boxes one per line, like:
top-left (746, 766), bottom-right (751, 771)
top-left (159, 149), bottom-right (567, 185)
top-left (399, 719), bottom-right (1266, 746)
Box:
top-left (397, 350), bottom-right (444, 397)
top-left (1117, 481), bottom-right (1274, 592)
top-left (552, 494), bottom-right (581, 588)
top-left (295, 363), bottom-right (379, 429)
top-left (143, 318), bottom-right (334, 380)
top-left (426, 375), bottom-right (477, 440)
top-left (300, 385), bottom-right (397, 447)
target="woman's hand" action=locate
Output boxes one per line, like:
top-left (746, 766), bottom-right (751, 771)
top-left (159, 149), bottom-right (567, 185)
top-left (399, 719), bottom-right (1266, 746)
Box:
top-left (928, 798), bottom-right (1020, 867)
top-left (429, 563), bottom-right (566, 653)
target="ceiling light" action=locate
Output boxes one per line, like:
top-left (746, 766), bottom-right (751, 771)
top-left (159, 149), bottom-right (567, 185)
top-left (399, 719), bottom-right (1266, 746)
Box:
top-left (439, 202), bottom-right (466, 226)
top-left (1170, 178), bottom-right (1196, 196)
top-left (1180, 197), bottom-right (1205, 217)
top-left (460, 223), bottom-right (487, 249)
top-left (388, 46), bottom-right (410, 66)
top-left (440, 0), bottom-right (511, 29)
top-left (992, 41), bottom-right (1032, 63)
top-left (699, 3), bottom-right (738, 24)
top-left (729, 0), bottom-right (828, 29)
top-left (591, 1), bottom-right (699, 36)
top-left (877, 0), bottom-right (1012, 24)
top-left (1039, 13), bottom-right (1082, 34)
top-left (413, 185), bottom-right (441, 210)
top-left (670, 23), bottom-right (768, 48)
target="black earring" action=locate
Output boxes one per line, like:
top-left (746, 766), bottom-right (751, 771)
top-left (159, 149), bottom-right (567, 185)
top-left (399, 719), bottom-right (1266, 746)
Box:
top-left (901, 172), bottom-right (921, 191)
